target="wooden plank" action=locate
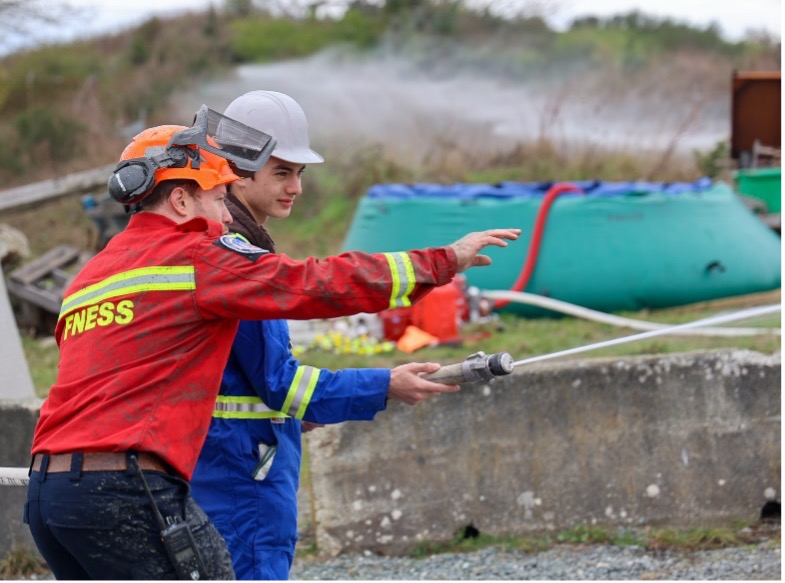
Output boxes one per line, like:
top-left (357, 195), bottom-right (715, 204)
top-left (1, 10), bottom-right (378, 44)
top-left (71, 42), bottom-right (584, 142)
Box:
top-left (5, 279), bottom-right (63, 314)
top-left (8, 245), bottom-right (81, 285)
top-left (0, 164), bottom-right (116, 213)
top-left (51, 268), bottom-right (76, 287)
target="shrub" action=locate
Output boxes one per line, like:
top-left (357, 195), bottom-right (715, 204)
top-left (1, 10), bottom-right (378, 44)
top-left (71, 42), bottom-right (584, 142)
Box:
top-left (14, 106), bottom-right (86, 165)
top-left (229, 11), bottom-right (384, 63)
top-left (0, 44), bottom-right (103, 114)
top-left (0, 127), bottom-right (24, 176)
top-left (694, 140), bottom-right (730, 178)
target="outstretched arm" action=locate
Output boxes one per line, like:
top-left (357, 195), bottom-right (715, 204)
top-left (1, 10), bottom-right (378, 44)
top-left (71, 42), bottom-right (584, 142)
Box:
top-left (196, 228), bottom-right (521, 321)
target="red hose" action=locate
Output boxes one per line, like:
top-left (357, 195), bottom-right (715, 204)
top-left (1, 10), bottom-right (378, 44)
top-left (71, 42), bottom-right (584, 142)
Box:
top-left (494, 182), bottom-right (584, 310)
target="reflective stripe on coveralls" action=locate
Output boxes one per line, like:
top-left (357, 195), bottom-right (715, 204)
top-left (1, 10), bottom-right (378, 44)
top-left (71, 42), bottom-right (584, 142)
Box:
top-left (282, 365), bottom-right (321, 418)
top-left (383, 252), bottom-right (415, 309)
top-left (213, 365), bottom-right (322, 420)
top-left (213, 396), bottom-right (288, 420)
top-left (58, 266), bottom-right (196, 320)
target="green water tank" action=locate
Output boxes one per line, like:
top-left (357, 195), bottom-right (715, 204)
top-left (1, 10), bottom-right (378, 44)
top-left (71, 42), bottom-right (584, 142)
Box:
top-left (342, 179), bottom-right (781, 315)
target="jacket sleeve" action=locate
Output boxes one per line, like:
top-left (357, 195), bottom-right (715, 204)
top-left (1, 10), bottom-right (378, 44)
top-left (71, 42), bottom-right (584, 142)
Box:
top-left (192, 242), bottom-right (457, 322)
top-left (233, 319), bottom-right (389, 423)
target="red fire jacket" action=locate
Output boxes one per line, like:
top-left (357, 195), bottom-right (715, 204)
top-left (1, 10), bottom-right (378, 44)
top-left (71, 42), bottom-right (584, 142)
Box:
top-left (32, 212), bottom-right (456, 479)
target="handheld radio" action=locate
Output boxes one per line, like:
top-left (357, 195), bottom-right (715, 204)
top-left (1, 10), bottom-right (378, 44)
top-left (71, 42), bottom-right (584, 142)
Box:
top-left (129, 455), bottom-right (208, 580)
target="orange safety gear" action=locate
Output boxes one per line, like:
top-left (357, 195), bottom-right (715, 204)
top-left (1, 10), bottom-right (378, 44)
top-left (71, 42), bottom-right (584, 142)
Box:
top-left (119, 125), bottom-right (240, 193)
top-left (396, 325), bottom-right (439, 354)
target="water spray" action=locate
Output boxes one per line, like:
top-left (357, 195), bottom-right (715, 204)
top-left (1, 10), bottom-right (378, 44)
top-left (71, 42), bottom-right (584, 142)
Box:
top-left (423, 303), bottom-right (780, 385)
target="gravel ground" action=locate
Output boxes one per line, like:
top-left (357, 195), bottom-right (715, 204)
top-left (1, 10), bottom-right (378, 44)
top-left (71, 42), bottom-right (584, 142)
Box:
top-left (290, 541), bottom-right (781, 580)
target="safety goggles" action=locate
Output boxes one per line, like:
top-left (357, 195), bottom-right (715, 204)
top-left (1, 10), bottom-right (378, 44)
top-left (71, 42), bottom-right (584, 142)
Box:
top-left (170, 105), bottom-right (277, 172)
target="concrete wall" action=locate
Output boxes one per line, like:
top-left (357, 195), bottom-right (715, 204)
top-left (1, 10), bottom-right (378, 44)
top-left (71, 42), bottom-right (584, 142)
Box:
top-left (0, 400), bottom-right (40, 555)
top-left (305, 349), bottom-right (781, 557)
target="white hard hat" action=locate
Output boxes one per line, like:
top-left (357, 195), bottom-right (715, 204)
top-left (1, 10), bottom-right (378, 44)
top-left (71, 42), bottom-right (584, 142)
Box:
top-left (223, 90), bottom-right (324, 165)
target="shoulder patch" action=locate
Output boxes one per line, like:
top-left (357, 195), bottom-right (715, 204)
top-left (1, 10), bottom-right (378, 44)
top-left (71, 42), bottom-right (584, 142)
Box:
top-left (214, 235), bottom-right (269, 262)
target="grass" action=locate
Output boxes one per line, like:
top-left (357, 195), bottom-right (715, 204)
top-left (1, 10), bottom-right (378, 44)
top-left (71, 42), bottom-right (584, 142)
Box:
top-left (20, 335), bottom-right (58, 398)
top-left (404, 521), bottom-right (780, 560)
top-left (411, 529), bottom-right (546, 558)
top-left (646, 526), bottom-right (741, 551)
top-left (556, 524), bottom-right (616, 545)
top-left (0, 547), bottom-right (49, 580)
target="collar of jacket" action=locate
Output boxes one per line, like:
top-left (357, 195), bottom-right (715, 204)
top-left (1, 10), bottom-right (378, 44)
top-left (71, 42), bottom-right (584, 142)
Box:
top-left (126, 211), bottom-right (224, 237)
top-left (226, 194), bottom-right (276, 253)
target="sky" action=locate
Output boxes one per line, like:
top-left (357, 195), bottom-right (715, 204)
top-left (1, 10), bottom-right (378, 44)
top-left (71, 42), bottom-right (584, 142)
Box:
top-left (4, 0), bottom-right (781, 56)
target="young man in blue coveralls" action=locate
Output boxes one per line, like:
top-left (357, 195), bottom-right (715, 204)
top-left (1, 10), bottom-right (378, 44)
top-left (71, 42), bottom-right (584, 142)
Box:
top-left (190, 91), bottom-right (461, 579)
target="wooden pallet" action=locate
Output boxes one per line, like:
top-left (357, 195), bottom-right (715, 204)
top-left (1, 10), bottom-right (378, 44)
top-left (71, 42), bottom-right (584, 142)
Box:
top-left (6, 245), bottom-right (87, 330)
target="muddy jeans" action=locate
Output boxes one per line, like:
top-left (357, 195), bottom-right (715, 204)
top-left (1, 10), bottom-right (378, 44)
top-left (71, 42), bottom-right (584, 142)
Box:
top-left (24, 455), bottom-right (235, 580)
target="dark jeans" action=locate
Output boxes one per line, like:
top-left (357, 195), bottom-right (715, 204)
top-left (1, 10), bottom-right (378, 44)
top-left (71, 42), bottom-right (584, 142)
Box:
top-left (24, 455), bottom-right (235, 580)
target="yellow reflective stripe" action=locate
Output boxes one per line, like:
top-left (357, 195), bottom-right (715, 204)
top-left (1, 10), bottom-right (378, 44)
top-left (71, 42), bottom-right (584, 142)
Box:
top-left (384, 252), bottom-right (415, 309)
top-left (384, 253), bottom-right (401, 309)
top-left (59, 266), bottom-right (195, 320)
top-left (282, 366), bottom-right (321, 419)
top-left (281, 368), bottom-right (303, 415)
top-left (213, 395), bottom-right (288, 420)
top-left (294, 367), bottom-right (320, 419)
top-left (401, 253), bottom-right (416, 303)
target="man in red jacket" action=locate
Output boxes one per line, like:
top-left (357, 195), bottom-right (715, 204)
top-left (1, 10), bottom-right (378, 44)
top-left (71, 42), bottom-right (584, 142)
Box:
top-left (24, 110), bottom-right (520, 580)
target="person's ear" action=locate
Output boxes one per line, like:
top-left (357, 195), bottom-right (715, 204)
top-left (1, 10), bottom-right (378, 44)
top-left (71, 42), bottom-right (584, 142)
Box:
top-left (169, 186), bottom-right (191, 217)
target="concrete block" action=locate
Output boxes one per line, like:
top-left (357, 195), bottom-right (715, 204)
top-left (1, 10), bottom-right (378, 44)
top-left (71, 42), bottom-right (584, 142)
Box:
top-left (0, 400), bottom-right (41, 556)
top-left (305, 350), bottom-right (781, 556)
top-left (0, 266), bottom-right (35, 399)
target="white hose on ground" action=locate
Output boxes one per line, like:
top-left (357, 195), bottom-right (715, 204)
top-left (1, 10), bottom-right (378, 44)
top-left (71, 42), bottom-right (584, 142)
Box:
top-left (481, 290), bottom-right (781, 337)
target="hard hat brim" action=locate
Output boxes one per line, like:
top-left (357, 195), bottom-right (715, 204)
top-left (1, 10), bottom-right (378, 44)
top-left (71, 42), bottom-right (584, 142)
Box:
top-left (274, 147), bottom-right (324, 165)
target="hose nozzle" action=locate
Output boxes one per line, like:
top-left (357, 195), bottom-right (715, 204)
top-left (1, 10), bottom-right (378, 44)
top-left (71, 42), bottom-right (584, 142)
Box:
top-left (422, 351), bottom-right (514, 385)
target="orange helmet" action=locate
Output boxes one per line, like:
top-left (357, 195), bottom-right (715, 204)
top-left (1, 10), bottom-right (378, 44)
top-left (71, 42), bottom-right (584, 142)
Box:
top-left (119, 124), bottom-right (240, 192)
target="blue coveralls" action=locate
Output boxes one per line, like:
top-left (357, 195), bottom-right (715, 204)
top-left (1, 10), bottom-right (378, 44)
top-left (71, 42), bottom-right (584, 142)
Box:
top-left (191, 311), bottom-right (390, 580)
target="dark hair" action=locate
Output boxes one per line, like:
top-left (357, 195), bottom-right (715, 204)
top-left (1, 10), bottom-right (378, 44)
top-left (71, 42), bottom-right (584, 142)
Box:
top-left (141, 179), bottom-right (199, 210)
top-left (231, 167), bottom-right (256, 180)
top-left (226, 167), bottom-right (254, 196)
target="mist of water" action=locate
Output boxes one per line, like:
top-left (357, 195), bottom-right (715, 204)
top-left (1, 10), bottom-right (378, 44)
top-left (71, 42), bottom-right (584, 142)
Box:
top-left (176, 50), bottom-right (728, 166)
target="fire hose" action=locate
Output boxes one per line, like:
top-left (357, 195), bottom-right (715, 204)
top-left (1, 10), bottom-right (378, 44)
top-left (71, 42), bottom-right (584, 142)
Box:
top-left (0, 303), bottom-right (779, 487)
top-left (480, 290), bottom-right (781, 336)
